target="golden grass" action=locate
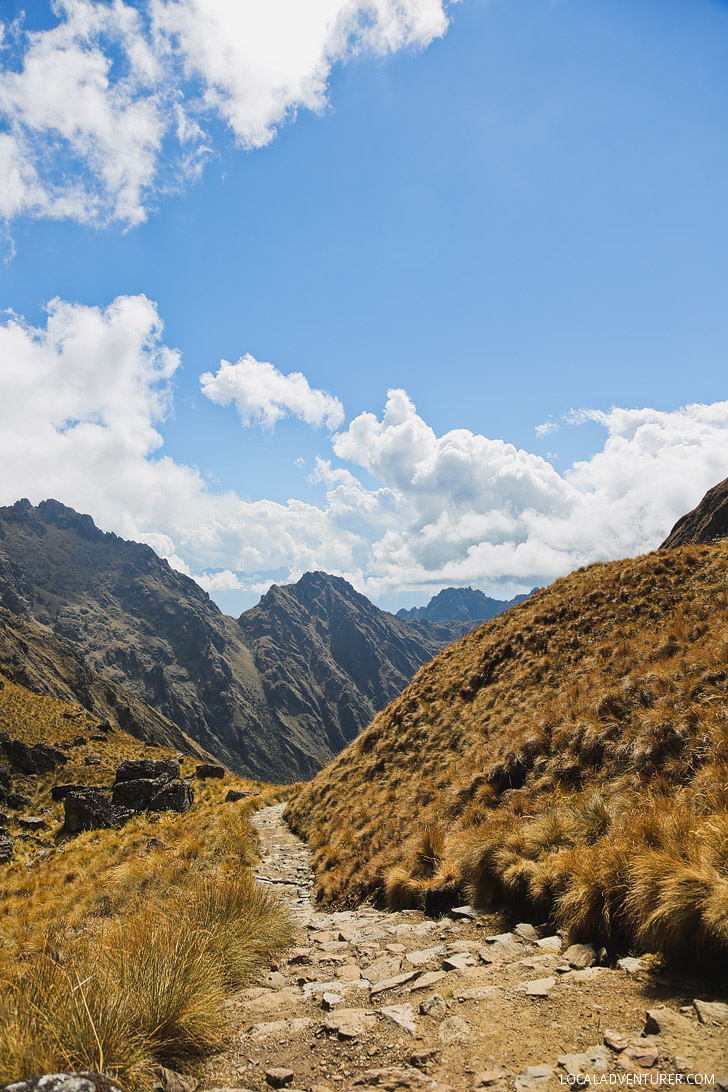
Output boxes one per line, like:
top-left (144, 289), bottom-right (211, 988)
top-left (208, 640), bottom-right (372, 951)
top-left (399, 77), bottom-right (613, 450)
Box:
top-left (287, 541), bottom-right (728, 962)
top-left (0, 680), bottom-right (295, 1088)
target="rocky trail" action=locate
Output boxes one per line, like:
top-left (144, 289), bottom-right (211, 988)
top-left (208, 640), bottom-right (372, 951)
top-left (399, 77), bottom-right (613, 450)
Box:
top-left (199, 805), bottom-right (728, 1092)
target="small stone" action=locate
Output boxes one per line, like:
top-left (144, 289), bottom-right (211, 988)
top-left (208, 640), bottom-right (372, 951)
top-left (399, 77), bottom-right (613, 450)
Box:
top-left (439, 1015), bottom-right (470, 1044)
top-left (514, 923), bottom-right (540, 942)
top-left (562, 943), bottom-right (596, 969)
top-left (156, 1067), bottom-right (199, 1092)
top-left (17, 816), bottom-right (45, 830)
top-left (420, 993), bottom-right (447, 1018)
top-left (473, 1071), bottom-right (507, 1088)
top-left (405, 946), bottom-right (444, 966)
top-left (454, 986), bottom-right (499, 1002)
top-left (336, 964), bottom-right (363, 981)
top-left (525, 976), bottom-right (556, 997)
top-left (644, 1008), bottom-right (695, 1036)
top-left (410, 971), bottom-right (447, 992)
top-left (265, 1069), bottom-right (294, 1088)
top-left (370, 970), bottom-right (420, 995)
top-left (558, 1047), bottom-right (610, 1075)
top-left (693, 999), bottom-right (728, 1026)
top-left (604, 1030), bottom-right (631, 1052)
top-left (83, 753), bottom-right (101, 765)
top-left (450, 905), bottom-right (479, 919)
top-left (321, 992), bottom-right (343, 1010)
top-left (566, 967), bottom-right (607, 983)
top-left (266, 971), bottom-right (287, 989)
top-left (323, 1008), bottom-right (376, 1039)
top-left (535, 935), bottom-right (562, 953)
top-left (411, 1048), bottom-right (439, 1068)
top-left (443, 952), bottom-right (476, 972)
top-left (380, 1003), bottom-right (417, 1035)
top-left (514, 1065), bottom-right (555, 1092)
top-left (622, 1045), bottom-right (659, 1069)
top-left (478, 938), bottom-right (522, 963)
top-left (617, 956), bottom-right (645, 974)
top-left (287, 947), bottom-right (312, 964)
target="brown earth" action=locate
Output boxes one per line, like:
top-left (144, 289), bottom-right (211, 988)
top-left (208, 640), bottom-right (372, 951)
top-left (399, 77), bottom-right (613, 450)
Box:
top-left (201, 805), bottom-right (728, 1092)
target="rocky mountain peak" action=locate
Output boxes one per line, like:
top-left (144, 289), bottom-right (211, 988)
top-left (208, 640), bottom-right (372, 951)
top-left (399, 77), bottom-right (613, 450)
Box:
top-left (661, 476), bottom-right (728, 549)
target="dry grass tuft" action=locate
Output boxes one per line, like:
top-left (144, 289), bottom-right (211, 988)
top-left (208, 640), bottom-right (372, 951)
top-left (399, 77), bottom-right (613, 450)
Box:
top-left (0, 680), bottom-right (295, 1088)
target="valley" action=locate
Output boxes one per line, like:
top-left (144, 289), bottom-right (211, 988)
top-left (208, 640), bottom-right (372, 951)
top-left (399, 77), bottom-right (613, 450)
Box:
top-left (2, 481), bottom-right (728, 1091)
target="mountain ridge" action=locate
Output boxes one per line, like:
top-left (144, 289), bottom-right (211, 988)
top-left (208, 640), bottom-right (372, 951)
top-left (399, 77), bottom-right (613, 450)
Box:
top-left (0, 499), bottom-right (465, 781)
top-left (397, 584), bottom-right (533, 623)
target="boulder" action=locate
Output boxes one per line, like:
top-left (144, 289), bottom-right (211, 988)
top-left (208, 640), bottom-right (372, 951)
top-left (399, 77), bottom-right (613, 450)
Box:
top-left (5, 791), bottom-right (29, 809)
top-left (111, 775), bottom-right (193, 814)
top-left (693, 999), bottom-right (728, 1026)
top-left (0, 765), bottom-right (12, 791)
top-left (52, 783), bottom-right (89, 801)
top-left (112, 776), bottom-right (168, 810)
top-left (0, 828), bottom-right (12, 863)
top-left (114, 758), bottom-right (180, 784)
top-left (225, 788), bottom-right (259, 802)
top-left (149, 779), bottom-right (193, 814)
top-left (195, 763), bottom-right (225, 779)
top-left (60, 788), bottom-right (117, 835)
top-left (562, 943), bottom-right (596, 969)
top-left (7, 739), bottom-right (67, 774)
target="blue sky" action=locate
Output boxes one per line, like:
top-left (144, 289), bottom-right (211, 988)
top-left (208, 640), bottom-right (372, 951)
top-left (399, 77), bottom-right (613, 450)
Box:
top-left (0, 0), bottom-right (727, 613)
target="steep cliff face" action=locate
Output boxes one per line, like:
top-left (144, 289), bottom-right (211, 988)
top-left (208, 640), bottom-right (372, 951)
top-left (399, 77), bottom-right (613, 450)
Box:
top-left (661, 476), bottom-right (728, 549)
top-left (0, 499), bottom-right (285, 780)
top-left (238, 571), bottom-right (462, 766)
top-left (0, 501), bottom-right (463, 781)
top-left (0, 606), bottom-right (206, 757)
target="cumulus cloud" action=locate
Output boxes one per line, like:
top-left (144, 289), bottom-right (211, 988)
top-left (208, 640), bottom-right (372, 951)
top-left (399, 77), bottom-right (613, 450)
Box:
top-left (200, 354), bottom-right (344, 430)
top-left (0, 0), bottom-right (454, 228)
top-left (1, 294), bottom-right (726, 609)
top-left (0, 295), bottom-right (362, 581)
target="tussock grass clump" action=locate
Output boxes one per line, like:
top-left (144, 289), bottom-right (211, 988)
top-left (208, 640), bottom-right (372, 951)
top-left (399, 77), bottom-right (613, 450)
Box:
top-left (0, 681), bottom-right (295, 1089)
top-left (287, 541), bottom-right (728, 963)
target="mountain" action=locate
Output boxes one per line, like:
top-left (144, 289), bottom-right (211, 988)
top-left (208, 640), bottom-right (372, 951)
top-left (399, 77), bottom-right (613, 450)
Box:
top-left (0, 499), bottom-right (462, 782)
top-left (661, 475), bottom-right (728, 548)
top-left (238, 571), bottom-right (464, 763)
top-left (0, 498), bottom-right (288, 780)
top-left (397, 585), bottom-right (532, 623)
top-left (0, 604), bottom-right (207, 758)
top-left (287, 533), bottom-right (728, 961)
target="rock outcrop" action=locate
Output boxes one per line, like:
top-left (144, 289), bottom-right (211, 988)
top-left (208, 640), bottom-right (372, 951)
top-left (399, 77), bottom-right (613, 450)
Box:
top-left (661, 476), bottom-right (728, 548)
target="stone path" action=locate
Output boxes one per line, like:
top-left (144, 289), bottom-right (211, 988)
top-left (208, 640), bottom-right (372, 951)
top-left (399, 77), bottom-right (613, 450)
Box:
top-left (199, 805), bottom-right (728, 1092)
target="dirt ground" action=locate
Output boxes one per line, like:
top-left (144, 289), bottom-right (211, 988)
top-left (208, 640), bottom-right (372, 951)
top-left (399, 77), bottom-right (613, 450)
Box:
top-left (199, 805), bottom-right (728, 1092)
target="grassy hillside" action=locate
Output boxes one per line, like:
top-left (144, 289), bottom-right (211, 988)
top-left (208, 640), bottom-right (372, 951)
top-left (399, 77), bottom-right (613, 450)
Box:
top-left (0, 678), bottom-right (293, 1088)
top-left (287, 540), bottom-right (728, 962)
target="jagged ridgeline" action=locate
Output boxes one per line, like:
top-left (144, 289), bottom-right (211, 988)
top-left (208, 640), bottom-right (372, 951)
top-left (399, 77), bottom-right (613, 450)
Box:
top-left (0, 499), bottom-right (464, 783)
top-left (286, 482), bottom-right (728, 961)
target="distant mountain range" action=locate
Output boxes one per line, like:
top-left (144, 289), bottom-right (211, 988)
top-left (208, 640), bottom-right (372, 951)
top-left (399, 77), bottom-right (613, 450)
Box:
top-left (397, 585), bottom-right (534, 623)
top-left (0, 499), bottom-right (479, 782)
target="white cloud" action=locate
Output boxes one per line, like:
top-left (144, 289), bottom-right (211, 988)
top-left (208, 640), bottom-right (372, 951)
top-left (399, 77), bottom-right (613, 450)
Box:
top-left (0, 0), bottom-right (454, 229)
top-left (1, 295), bottom-right (726, 610)
top-left (200, 354), bottom-right (344, 430)
top-left (535, 418), bottom-right (559, 437)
